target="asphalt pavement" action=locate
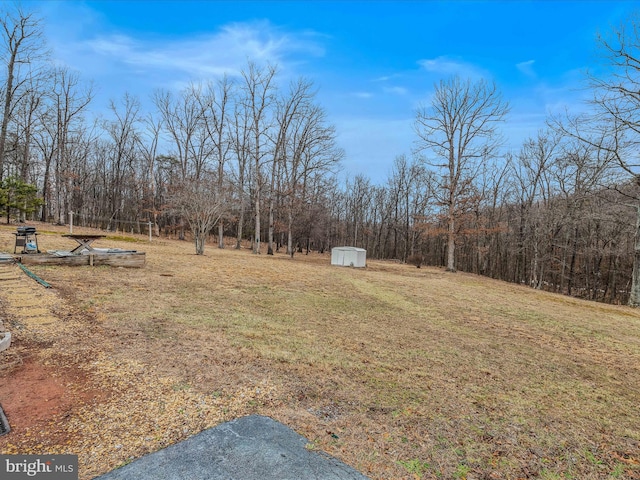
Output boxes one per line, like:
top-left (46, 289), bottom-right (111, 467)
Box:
top-left (94, 415), bottom-right (370, 480)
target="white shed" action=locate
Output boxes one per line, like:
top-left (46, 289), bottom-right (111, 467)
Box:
top-left (331, 246), bottom-right (366, 268)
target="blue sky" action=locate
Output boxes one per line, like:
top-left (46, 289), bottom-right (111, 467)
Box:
top-left (27, 0), bottom-right (637, 184)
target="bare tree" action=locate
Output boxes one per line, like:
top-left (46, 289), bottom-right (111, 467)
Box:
top-left (0, 5), bottom-right (47, 180)
top-left (139, 112), bottom-right (163, 237)
top-left (201, 76), bottom-right (233, 249)
top-left (230, 98), bottom-right (252, 249)
top-left (153, 85), bottom-right (210, 181)
top-left (42, 67), bottom-right (92, 224)
top-left (552, 113), bottom-right (632, 298)
top-left (154, 84), bottom-right (214, 240)
top-left (267, 77), bottom-right (315, 255)
top-left (169, 174), bottom-right (228, 255)
top-left (345, 175), bottom-right (374, 248)
top-left (284, 102), bottom-right (342, 255)
top-left (587, 15), bottom-right (640, 305)
top-left (510, 129), bottom-right (561, 286)
top-left (103, 93), bottom-right (142, 230)
top-left (13, 70), bottom-right (48, 184)
top-left (240, 62), bottom-right (277, 254)
top-left (414, 76), bottom-right (509, 272)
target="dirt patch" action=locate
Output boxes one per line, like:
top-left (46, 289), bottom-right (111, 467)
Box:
top-left (0, 357), bottom-right (88, 432)
top-left (0, 340), bottom-right (110, 449)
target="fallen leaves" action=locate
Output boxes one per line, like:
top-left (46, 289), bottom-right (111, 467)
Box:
top-left (0, 261), bottom-right (280, 479)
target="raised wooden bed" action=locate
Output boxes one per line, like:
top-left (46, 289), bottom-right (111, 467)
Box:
top-left (16, 251), bottom-right (146, 268)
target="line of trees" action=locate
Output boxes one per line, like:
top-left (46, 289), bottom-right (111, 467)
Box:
top-left (1, 4), bottom-right (639, 304)
top-left (337, 130), bottom-right (633, 304)
top-left (0, 6), bottom-right (343, 258)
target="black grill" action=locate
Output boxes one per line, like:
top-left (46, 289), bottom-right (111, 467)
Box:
top-left (14, 226), bottom-right (40, 254)
top-left (0, 403), bottom-right (10, 436)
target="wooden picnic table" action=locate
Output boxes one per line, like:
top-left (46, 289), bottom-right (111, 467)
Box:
top-left (62, 234), bottom-right (107, 253)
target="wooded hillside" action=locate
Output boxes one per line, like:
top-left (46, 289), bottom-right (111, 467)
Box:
top-left (1, 5), bottom-right (639, 304)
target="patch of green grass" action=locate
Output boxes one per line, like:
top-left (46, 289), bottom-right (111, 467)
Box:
top-left (454, 464), bottom-right (470, 479)
top-left (172, 381), bottom-right (191, 391)
top-left (105, 234), bottom-right (144, 243)
top-left (608, 463), bottom-right (626, 478)
top-left (397, 459), bottom-right (431, 478)
top-left (538, 469), bottom-right (577, 480)
top-left (583, 448), bottom-right (603, 465)
top-left (539, 470), bottom-right (563, 480)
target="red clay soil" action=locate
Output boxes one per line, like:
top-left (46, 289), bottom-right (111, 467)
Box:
top-left (1, 358), bottom-right (69, 431)
top-left (0, 352), bottom-right (105, 436)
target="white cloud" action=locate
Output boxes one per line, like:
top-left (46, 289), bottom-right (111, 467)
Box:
top-left (417, 55), bottom-right (487, 80)
top-left (373, 73), bottom-right (403, 82)
top-left (43, 13), bottom-right (328, 114)
top-left (516, 59), bottom-right (536, 78)
top-left (384, 86), bottom-right (408, 95)
top-left (87, 21), bottom-right (324, 79)
top-left (49, 18), bottom-right (325, 91)
top-left (353, 92), bottom-right (374, 99)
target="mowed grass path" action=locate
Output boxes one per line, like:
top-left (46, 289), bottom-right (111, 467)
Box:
top-left (2, 225), bottom-right (639, 479)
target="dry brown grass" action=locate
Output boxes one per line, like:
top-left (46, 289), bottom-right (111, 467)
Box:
top-left (1, 222), bottom-right (639, 479)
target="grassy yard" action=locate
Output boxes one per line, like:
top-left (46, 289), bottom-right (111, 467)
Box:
top-left (0, 223), bottom-right (639, 479)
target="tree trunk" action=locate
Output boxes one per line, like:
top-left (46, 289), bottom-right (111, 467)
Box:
top-left (286, 197), bottom-right (294, 256)
top-left (40, 155), bottom-right (52, 222)
top-left (235, 173), bottom-right (245, 249)
top-left (531, 241), bottom-right (540, 288)
top-left (0, 46), bottom-right (18, 182)
top-left (236, 198), bottom-right (245, 249)
top-left (446, 208), bottom-right (456, 272)
top-left (628, 204), bottom-right (640, 306)
top-left (254, 188), bottom-right (261, 254)
top-left (267, 203), bottom-right (274, 255)
top-left (195, 230), bottom-right (206, 255)
top-left (567, 227), bottom-right (578, 296)
top-left (218, 223), bottom-right (224, 249)
top-left (253, 151), bottom-right (261, 254)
